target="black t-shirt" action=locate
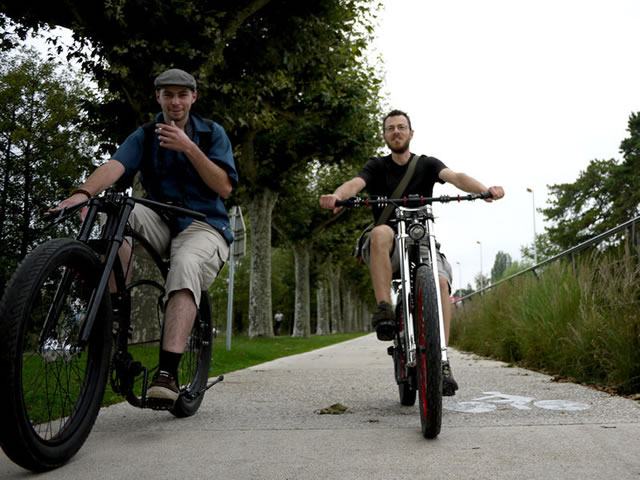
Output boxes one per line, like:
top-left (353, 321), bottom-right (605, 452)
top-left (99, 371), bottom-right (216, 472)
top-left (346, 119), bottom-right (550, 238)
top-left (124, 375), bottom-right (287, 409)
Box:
top-left (357, 153), bottom-right (447, 224)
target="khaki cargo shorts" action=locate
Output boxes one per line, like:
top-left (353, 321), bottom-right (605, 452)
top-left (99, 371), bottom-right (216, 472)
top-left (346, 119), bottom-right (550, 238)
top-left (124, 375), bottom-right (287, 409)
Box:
top-left (127, 203), bottom-right (229, 305)
top-left (361, 235), bottom-right (453, 293)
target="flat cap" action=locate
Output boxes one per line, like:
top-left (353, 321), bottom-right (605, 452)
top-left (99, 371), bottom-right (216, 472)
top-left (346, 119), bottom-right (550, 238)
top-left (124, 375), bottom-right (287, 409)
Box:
top-left (154, 68), bottom-right (197, 90)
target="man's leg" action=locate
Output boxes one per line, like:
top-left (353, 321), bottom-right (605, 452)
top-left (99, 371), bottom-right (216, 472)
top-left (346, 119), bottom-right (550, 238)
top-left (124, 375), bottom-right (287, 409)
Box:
top-left (439, 276), bottom-right (452, 345)
top-left (147, 289), bottom-right (198, 406)
top-left (437, 263), bottom-right (458, 396)
top-left (369, 225), bottom-right (394, 303)
top-left (368, 225), bottom-right (395, 340)
top-left (148, 221), bottom-right (228, 406)
top-left (163, 289), bottom-right (198, 353)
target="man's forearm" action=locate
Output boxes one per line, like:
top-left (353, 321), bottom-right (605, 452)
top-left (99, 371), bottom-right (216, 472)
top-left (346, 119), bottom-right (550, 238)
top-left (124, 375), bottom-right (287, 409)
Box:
top-left (334, 177), bottom-right (366, 199)
top-left (81, 159), bottom-right (126, 196)
top-left (186, 145), bottom-right (232, 198)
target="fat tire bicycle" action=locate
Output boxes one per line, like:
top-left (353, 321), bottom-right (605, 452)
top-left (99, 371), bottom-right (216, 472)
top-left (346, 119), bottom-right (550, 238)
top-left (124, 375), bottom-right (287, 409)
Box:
top-left (0, 191), bottom-right (223, 472)
top-left (336, 192), bottom-right (491, 439)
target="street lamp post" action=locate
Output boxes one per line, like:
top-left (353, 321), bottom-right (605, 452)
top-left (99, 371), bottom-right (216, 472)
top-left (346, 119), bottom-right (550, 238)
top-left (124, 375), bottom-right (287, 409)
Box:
top-left (476, 240), bottom-right (483, 290)
top-left (456, 261), bottom-right (462, 293)
top-left (526, 188), bottom-right (538, 264)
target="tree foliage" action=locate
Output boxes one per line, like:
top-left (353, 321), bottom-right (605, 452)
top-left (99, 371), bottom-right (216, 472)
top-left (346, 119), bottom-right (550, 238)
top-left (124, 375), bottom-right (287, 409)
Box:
top-left (540, 112), bottom-right (640, 255)
top-left (490, 251), bottom-right (512, 283)
top-left (0, 48), bottom-right (97, 291)
top-left (0, 1), bottom-right (386, 335)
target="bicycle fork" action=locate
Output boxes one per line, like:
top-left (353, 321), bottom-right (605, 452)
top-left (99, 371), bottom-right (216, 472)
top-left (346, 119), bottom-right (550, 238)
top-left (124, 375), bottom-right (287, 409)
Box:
top-left (397, 212), bottom-right (449, 369)
top-left (425, 215), bottom-right (449, 364)
top-left (397, 222), bottom-right (416, 368)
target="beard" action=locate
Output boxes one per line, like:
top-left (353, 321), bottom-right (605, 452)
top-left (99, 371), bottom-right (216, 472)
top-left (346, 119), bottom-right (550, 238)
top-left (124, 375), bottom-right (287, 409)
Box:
top-left (385, 136), bottom-right (410, 154)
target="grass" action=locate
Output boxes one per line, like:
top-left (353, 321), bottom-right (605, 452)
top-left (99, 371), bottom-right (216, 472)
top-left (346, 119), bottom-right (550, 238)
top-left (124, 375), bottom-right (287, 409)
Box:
top-left (101, 332), bottom-right (368, 407)
top-left (209, 333), bottom-right (368, 376)
top-left (450, 245), bottom-right (640, 395)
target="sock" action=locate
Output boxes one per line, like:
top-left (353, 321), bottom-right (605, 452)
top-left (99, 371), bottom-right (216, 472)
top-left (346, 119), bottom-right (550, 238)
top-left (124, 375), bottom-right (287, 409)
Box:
top-left (159, 349), bottom-right (183, 380)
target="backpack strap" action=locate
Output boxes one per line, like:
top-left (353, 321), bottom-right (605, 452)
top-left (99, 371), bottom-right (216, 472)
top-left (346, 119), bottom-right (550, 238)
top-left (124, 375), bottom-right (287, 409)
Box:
top-left (376, 154), bottom-right (421, 226)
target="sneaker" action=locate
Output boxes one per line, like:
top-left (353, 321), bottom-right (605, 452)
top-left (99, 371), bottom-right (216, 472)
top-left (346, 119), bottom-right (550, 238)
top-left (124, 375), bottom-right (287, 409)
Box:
top-left (147, 370), bottom-right (179, 407)
top-left (371, 301), bottom-right (395, 341)
top-left (442, 360), bottom-right (459, 396)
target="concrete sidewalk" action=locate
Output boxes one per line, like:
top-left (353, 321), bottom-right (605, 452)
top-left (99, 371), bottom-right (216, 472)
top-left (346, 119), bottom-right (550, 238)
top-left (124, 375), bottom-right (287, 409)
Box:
top-left (1, 333), bottom-right (639, 479)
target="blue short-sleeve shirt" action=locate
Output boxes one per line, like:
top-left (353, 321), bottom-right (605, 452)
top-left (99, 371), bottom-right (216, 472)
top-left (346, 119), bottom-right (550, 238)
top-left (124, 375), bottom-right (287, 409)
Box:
top-left (112, 113), bottom-right (238, 244)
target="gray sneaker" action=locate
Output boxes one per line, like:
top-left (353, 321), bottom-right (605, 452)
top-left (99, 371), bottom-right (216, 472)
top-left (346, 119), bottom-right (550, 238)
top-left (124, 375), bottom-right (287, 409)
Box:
top-left (371, 301), bottom-right (395, 341)
top-left (147, 370), bottom-right (179, 408)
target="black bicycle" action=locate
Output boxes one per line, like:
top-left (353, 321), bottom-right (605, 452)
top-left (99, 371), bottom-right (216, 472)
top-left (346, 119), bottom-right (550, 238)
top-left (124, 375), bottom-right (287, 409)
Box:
top-left (0, 191), bottom-right (222, 472)
top-left (337, 192), bottom-right (491, 438)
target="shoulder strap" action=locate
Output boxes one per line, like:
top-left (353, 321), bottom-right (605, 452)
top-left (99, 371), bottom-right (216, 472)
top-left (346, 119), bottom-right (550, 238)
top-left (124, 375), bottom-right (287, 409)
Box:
top-left (376, 154), bottom-right (421, 226)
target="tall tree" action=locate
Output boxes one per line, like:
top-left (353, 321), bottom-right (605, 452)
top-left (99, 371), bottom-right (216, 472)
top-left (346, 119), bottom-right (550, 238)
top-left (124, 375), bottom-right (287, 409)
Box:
top-left (541, 112), bottom-right (640, 254)
top-left (0, 48), bottom-right (97, 290)
top-left (490, 251), bottom-right (512, 282)
top-left (209, 0), bottom-right (383, 337)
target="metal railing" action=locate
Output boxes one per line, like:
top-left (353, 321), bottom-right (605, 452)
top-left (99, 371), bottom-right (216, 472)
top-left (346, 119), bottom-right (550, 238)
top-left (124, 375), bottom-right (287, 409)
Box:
top-left (457, 214), bottom-right (640, 303)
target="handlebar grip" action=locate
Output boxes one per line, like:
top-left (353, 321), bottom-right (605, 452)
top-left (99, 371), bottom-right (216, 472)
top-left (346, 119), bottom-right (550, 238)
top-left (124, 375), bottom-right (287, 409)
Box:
top-left (334, 196), bottom-right (362, 208)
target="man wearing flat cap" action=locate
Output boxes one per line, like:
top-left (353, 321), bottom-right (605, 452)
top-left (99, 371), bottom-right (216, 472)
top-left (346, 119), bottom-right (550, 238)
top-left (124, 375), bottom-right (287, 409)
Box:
top-left (52, 68), bottom-right (238, 408)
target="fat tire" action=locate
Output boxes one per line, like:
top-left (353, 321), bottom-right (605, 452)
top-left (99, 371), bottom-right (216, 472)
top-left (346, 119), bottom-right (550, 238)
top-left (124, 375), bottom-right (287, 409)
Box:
top-left (0, 238), bottom-right (112, 472)
top-left (414, 265), bottom-right (442, 439)
top-left (170, 291), bottom-right (213, 417)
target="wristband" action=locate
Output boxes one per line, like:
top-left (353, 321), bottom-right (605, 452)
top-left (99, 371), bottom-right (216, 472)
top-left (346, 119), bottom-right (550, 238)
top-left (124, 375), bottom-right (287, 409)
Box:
top-left (72, 188), bottom-right (92, 199)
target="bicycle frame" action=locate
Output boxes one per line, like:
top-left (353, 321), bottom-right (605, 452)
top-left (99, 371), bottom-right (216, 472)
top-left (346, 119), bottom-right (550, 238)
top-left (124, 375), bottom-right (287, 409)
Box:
top-left (43, 192), bottom-right (206, 348)
top-left (395, 203), bottom-right (448, 370)
top-left (40, 191), bottom-right (220, 406)
top-left (335, 192), bottom-right (490, 369)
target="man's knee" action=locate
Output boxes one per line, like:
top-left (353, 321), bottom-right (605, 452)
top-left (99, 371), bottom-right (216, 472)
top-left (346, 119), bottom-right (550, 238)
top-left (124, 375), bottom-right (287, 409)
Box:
top-left (370, 225), bottom-right (394, 251)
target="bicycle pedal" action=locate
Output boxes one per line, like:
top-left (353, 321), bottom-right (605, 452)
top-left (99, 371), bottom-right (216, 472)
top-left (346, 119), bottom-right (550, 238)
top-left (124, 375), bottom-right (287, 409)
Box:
top-left (387, 346), bottom-right (395, 356)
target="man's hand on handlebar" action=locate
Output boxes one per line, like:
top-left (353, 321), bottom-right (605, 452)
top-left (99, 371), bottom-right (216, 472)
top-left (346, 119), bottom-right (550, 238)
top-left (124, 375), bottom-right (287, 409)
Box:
top-left (319, 194), bottom-right (343, 214)
top-left (485, 186), bottom-right (505, 202)
top-left (46, 193), bottom-right (90, 220)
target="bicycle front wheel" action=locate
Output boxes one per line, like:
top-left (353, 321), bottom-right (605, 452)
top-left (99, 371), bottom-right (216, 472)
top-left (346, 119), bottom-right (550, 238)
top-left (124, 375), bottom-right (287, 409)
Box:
top-left (171, 291), bottom-right (213, 418)
top-left (414, 265), bottom-right (442, 439)
top-left (0, 238), bottom-right (112, 472)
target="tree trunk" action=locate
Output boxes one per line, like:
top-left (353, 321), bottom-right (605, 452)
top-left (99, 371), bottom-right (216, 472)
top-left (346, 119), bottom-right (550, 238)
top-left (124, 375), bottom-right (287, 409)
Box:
top-left (292, 241), bottom-right (311, 338)
top-left (329, 264), bottom-right (341, 333)
top-left (315, 279), bottom-right (330, 335)
top-left (362, 302), bottom-right (370, 332)
top-left (247, 188), bottom-right (278, 338)
top-left (20, 145), bottom-right (32, 258)
top-left (341, 281), bottom-right (352, 333)
top-left (0, 126), bottom-right (14, 244)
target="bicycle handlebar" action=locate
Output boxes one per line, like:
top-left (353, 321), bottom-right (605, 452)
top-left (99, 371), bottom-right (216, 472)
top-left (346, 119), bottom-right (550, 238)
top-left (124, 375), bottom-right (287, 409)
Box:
top-left (335, 192), bottom-right (492, 208)
top-left (40, 193), bottom-right (206, 231)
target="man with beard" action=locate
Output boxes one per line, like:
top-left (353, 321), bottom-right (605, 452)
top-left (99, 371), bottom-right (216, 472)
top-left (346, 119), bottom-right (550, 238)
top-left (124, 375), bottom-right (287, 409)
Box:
top-left (319, 109), bottom-right (504, 395)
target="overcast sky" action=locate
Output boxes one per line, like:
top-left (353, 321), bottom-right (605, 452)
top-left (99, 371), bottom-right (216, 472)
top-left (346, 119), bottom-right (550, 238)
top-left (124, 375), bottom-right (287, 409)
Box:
top-left (372, 0), bottom-right (640, 291)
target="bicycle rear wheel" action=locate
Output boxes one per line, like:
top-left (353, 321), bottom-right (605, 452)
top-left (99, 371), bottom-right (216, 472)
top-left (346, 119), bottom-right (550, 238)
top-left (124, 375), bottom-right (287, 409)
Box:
top-left (121, 280), bottom-right (212, 417)
top-left (171, 291), bottom-right (213, 417)
top-left (0, 238), bottom-right (112, 472)
top-left (393, 303), bottom-right (416, 406)
top-left (414, 265), bottom-right (442, 439)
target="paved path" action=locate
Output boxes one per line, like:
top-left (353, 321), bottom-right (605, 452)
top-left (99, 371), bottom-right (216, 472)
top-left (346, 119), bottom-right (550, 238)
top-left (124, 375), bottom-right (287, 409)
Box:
top-left (1, 333), bottom-right (639, 479)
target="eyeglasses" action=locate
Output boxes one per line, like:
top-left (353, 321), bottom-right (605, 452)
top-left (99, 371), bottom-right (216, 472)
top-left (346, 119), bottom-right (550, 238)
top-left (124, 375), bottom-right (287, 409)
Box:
top-left (384, 124), bottom-right (410, 133)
